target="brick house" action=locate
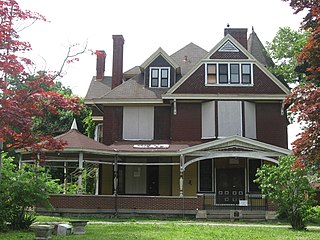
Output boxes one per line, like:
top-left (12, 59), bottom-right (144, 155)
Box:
top-left (32, 27), bottom-right (292, 219)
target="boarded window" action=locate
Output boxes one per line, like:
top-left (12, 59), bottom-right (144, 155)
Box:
top-left (218, 101), bottom-right (242, 137)
top-left (123, 107), bottom-right (154, 140)
top-left (244, 101), bottom-right (256, 139)
top-left (202, 101), bottom-right (215, 138)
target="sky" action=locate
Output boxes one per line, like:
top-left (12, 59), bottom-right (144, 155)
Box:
top-left (18, 0), bottom-right (304, 146)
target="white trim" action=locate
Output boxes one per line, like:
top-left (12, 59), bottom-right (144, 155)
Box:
top-left (162, 94), bottom-right (286, 100)
top-left (85, 99), bottom-right (164, 104)
top-left (218, 40), bottom-right (239, 52)
top-left (149, 67), bottom-right (171, 88)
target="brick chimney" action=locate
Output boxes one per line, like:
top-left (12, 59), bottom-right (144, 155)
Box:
top-left (112, 35), bottom-right (125, 89)
top-left (224, 28), bottom-right (248, 49)
top-left (96, 50), bottom-right (106, 81)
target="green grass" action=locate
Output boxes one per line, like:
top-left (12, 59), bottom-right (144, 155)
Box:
top-left (1, 222), bottom-right (319, 240)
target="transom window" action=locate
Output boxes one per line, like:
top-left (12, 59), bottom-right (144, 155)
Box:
top-left (205, 63), bottom-right (253, 85)
top-left (149, 67), bottom-right (170, 88)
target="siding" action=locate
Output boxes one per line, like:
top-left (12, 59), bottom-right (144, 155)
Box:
top-left (154, 106), bottom-right (171, 140)
top-left (256, 103), bottom-right (288, 148)
top-left (171, 103), bottom-right (201, 141)
top-left (103, 106), bottom-right (123, 145)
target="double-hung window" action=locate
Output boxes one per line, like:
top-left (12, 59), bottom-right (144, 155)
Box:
top-left (206, 63), bottom-right (252, 85)
top-left (149, 67), bottom-right (170, 88)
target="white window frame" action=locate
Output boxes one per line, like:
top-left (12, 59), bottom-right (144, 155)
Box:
top-left (149, 67), bottom-right (171, 88)
top-left (205, 62), bottom-right (253, 86)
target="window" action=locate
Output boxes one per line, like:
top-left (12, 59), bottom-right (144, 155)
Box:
top-left (123, 107), bottom-right (154, 140)
top-left (206, 63), bottom-right (253, 85)
top-left (230, 64), bottom-right (240, 84)
top-left (207, 64), bottom-right (217, 84)
top-left (199, 159), bottom-right (213, 192)
top-left (218, 101), bottom-right (242, 137)
top-left (94, 123), bottom-right (103, 143)
top-left (248, 159), bottom-right (261, 193)
top-left (149, 67), bottom-right (170, 88)
top-left (241, 64), bottom-right (251, 84)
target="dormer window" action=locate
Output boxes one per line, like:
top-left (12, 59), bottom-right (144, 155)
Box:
top-left (149, 67), bottom-right (170, 88)
top-left (205, 63), bottom-right (253, 86)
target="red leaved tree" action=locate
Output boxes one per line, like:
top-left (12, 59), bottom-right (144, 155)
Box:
top-left (282, 0), bottom-right (320, 169)
top-left (0, 0), bottom-right (81, 152)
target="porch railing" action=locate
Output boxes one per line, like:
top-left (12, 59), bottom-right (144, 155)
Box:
top-left (203, 193), bottom-right (266, 211)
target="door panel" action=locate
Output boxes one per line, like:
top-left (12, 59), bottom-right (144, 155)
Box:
top-left (216, 168), bottom-right (245, 204)
top-left (147, 166), bottom-right (159, 195)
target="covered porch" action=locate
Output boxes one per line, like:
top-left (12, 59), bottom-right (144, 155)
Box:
top-left (19, 132), bottom-right (291, 219)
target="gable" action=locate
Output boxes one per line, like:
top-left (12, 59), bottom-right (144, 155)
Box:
top-left (165, 35), bottom-right (290, 96)
top-left (172, 64), bottom-right (288, 95)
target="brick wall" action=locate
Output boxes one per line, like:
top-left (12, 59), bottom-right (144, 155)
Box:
top-left (49, 195), bottom-right (204, 211)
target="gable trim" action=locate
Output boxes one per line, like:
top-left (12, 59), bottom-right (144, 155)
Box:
top-left (162, 94), bottom-right (286, 100)
top-left (140, 47), bottom-right (181, 73)
top-left (165, 35), bottom-right (290, 96)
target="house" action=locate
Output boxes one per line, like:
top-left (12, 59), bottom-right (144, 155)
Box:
top-left (31, 27), bottom-right (292, 219)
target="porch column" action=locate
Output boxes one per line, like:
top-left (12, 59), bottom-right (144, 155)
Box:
top-left (95, 166), bottom-right (99, 195)
top-left (113, 156), bottom-right (118, 195)
top-left (18, 155), bottom-right (22, 170)
top-left (63, 161), bottom-right (67, 194)
top-left (179, 155), bottom-right (185, 197)
top-left (77, 152), bottom-right (84, 194)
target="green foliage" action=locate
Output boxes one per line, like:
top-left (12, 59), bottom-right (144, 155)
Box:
top-left (307, 206), bottom-right (320, 224)
top-left (266, 27), bottom-right (309, 84)
top-left (0, 153), bottom-right (61, 231)
top-left (255, 155), bottom-right (316, 230)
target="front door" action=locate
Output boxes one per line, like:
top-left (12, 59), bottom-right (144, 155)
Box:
top-left (216, 168), bottom-right (245, 204)
top-left (147, 166), bottom-right (159, 195)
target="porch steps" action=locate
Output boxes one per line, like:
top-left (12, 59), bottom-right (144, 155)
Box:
top-left (206, 210), bottom-right (266, 220)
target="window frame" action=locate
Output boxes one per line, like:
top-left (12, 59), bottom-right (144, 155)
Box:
top-left (205, 62), bottom-right (253, 86)
top-left (149, 67), bottom-right (171, 88)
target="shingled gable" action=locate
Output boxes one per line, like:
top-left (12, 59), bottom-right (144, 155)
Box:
top-left (140, 47), bottom-right (180, 73)
top-left (164, 34), bottom-right (290, 96)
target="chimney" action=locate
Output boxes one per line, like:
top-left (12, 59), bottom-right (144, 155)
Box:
top-left (224, 28), bottom-right (248, 49)
top-left (112, 35), bottom-right (125, 89)
top-left (96, 50), bottom-right (106, 81)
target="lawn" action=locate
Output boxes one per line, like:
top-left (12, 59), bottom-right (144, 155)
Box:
top-left (0, 221), bottom-right (320, 240)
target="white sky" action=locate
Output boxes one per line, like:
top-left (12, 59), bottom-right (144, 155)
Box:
top-left (19, 0), bottom-right (303, 147)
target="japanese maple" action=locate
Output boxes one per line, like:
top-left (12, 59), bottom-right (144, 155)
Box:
top-left (0, 0), bottom-right (81, 152)
top-left (282, 0), bottom-right (320, 169)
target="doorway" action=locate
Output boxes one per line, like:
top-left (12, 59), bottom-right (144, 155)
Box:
top-left (216, 168), bottom-right (245, 204)
top-left (147, 166), bottom-right (159, 195)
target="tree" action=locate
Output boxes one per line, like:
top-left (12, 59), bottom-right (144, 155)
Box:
top-left (255, 155), bottom-right (316, 230)
top-left (266, 27), bottom-right (309, 84)
top-left (0, 0), bottom-right (82, 153)
top-left (282, 0), bottom-right (320, 169)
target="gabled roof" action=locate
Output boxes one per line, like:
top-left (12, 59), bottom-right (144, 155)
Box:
top-left (85, 76), bottom-right (112, 100)
top-left (170, 42), bottom-right (208, 75)
top-left (140, 47), bottom-right (181, 73)
top-left (87, 74), bottom-right (164, 104)
top-left (165, 34), bottom-right (291, 96)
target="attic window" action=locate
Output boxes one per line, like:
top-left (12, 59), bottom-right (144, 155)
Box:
top-left (149, 67), bottom-right (170, 88)
top-left (205, 63), bottom-right (253, 86)
top-left (218, 41), bottom-right (239, 52)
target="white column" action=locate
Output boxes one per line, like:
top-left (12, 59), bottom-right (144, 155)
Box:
top-left (18, 155), bottom-right (22, 170)
top-left (95, 166), bottom-right (99, 195)
top-left (113, 156), bottom-right (118, 195)
top-left (63, 162), bottom-right (67, 194)
top-left (179, 155), bottom-right (185, 197)
top-left (77, 152), bottom-right (84, 194)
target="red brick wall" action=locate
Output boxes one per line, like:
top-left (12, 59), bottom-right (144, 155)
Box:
top-left (256, 103), bottom-right (288, 148)
top-left (49, 195), bottom-right (203, 211)
top-left (103, 106), bottom-right (123, 145)
top-left (171, 103), bottom-right (201, 141)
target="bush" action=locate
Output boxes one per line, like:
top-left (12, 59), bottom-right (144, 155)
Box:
top-left (255, 155), bottom-right (317, 230)
top-left (0, 153), bottom-right (61, 231)
top-left (307, 206), bottom-right (320, 224)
